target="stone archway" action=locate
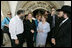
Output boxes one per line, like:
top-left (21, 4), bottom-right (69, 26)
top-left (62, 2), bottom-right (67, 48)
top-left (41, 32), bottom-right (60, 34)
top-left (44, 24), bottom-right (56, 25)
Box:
top-left (1, 1), bottom-right (64, 18)
top-left (33, 9), bottom-right (46, 17)
top-left (16, 1), bottom-right (64, 14)
top-left (1, 1), bottom-right (10, 17)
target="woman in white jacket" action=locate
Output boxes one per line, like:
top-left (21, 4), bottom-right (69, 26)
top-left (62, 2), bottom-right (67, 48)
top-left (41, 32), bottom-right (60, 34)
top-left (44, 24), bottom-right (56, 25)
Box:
top-left (36, 15), bottom-right (50, 47)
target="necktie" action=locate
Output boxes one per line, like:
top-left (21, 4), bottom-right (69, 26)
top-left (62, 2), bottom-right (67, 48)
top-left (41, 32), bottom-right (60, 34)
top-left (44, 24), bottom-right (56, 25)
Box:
top-left (52, 16), bottom-right (55, 28)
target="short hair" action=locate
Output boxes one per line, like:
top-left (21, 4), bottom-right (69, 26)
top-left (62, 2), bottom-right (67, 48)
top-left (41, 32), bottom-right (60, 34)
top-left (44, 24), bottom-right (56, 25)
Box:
top-left (17, 10), bottom-right (25, 15)
top-left (36, 14), bottom-right (42, 17)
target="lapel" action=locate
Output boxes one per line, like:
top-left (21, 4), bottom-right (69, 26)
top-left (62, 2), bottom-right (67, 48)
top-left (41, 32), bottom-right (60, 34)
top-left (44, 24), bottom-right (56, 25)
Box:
top-left (55, 19), bottom-right (71, 35)
top-left (59, 19), bottom-right (71, 29)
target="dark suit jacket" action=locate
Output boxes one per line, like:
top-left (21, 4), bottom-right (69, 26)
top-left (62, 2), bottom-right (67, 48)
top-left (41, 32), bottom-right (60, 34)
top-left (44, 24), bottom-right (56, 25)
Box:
top-left (47, 14), bottom-right (58, 29)
top-left (46, 14), bottom-right (58, 40)
top-left (54, 19), bottom-right (71, 47)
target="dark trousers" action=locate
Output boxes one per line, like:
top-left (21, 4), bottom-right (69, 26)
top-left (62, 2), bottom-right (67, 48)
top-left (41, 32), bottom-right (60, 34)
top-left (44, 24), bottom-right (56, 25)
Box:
top-left (3, 30), bottom-right (11, 41)
top-left (1, 29), bottom-right (3, 46)
top-left (26, 34), bottom-right (34, 47)
top-left (26, 39), bottom-right (34, 47)
top-left (45, 27), bottom-right (55, 47)
top-left (1, 29), bottom-right (11, 46)
top-left (11, 33), bottom-right (24, 47)
top-left (5, 32), bottom-right (11, 40)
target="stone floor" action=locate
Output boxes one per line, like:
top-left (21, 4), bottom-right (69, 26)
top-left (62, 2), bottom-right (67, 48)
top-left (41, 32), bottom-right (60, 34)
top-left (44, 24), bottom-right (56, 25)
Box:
top-left (2, 42), bottom-right (51, 47)
top-left (2, 41), bottom-right (27, 47)
top-left (1, 33), bottom-right (51, 47)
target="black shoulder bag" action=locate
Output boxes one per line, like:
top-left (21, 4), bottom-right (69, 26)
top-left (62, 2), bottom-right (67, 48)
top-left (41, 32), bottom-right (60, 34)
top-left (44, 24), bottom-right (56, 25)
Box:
top-left (3, 17), bottom-right (10, 33)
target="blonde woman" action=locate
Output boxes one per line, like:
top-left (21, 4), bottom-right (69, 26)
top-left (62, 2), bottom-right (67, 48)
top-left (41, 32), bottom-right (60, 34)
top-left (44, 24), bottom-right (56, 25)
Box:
top-left (36, 15), bottom-right (50, 47)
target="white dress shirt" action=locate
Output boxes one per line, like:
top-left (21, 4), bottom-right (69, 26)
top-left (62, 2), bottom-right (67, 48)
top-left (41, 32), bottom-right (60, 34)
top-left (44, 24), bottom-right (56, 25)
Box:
top-left (9, 15), bottom-right (24, 39)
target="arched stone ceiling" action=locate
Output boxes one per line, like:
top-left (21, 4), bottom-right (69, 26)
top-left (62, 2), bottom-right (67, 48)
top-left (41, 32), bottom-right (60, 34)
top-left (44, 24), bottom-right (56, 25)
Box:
top-left (1, 1), bottom-right (64, 17)
top-left (15, 1), bottom-right (64, 14)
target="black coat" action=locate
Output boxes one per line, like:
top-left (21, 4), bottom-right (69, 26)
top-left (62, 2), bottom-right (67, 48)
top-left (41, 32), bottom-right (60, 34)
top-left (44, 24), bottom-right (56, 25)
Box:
top-left (54, 19), bottom-right (71, 47)
top-left (47, 14), bottom-right (58, 29)
top-left (24, 19), bottom-right (36, 40)
top-left (46, 14), bottom-right (59, 42)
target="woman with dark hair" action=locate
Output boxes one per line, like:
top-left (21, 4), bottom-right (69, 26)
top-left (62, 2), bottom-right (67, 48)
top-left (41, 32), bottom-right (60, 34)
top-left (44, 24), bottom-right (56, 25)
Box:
top-left (34, 14), bottom-right (42, 45)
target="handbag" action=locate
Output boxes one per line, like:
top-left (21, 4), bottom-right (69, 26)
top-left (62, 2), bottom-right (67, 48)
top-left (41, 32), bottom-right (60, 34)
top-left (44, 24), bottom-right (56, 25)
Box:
top-left (3, 17), bottom-right (10, 33)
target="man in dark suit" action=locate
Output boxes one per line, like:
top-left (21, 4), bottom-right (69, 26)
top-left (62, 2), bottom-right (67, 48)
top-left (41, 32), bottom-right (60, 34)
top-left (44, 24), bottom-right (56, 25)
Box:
top-left (51, 5), bottom-right (71, 47)
top-left (45, 7), bottom-right (58, 46)
top-left (47, 7), bottom-right (58, 29)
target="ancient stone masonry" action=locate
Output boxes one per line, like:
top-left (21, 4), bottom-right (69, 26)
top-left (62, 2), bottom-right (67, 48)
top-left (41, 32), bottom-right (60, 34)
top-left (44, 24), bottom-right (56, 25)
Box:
top-left (1, 1), bottom-right (65, 18)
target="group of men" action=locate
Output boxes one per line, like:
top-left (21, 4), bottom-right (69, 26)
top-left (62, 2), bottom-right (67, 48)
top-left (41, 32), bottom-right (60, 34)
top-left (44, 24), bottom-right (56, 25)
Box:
top-left (46, 5), bottom-right (71, 47)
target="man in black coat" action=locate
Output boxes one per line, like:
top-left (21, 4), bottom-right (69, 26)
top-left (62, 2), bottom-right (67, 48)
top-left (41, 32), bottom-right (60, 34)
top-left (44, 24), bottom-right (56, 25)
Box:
top-left (51, 5), bottom-right (71, 47)
top-left (45, 7), bottom-right (58, 46)
top-left (47, 7), bottom-right (58, 29)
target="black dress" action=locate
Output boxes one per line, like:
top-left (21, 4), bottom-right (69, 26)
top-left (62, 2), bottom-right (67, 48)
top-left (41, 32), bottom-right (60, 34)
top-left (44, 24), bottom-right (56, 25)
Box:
top-left (24, 19), bottom-right (36, 47)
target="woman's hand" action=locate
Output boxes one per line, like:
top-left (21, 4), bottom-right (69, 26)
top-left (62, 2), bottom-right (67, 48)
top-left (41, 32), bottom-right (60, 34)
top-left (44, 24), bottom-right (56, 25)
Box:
top-left (31, 30), bottom-right (34, 33)
top-left (38, 30), bottom-right (43, 32)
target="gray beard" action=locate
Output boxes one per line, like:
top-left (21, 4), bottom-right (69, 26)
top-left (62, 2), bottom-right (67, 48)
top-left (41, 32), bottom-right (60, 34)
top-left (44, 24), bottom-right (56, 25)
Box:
top-left (20, 16), bottom-right (24, 20)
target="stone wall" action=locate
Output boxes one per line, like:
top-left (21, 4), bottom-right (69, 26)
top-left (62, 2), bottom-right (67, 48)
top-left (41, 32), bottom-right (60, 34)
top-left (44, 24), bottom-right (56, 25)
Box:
top-left (15, 1), bottom-right (64, 14)
top-left (1, 1), bottom-right (10, 18)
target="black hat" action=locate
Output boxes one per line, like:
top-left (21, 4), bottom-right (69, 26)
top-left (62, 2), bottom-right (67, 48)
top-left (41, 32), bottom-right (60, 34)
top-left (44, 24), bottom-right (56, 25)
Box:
top-left (56, 5), bottom-right (71, 14)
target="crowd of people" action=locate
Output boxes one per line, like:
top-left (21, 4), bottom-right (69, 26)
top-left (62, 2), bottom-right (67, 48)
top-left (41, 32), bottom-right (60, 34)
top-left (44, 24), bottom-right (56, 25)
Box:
top-left (1, 5), bottom-right (71, 47)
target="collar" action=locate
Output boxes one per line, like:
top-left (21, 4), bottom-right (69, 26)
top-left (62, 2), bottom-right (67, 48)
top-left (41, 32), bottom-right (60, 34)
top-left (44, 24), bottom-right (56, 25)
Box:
top-left (16, 15), bottom-right (21, 20)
